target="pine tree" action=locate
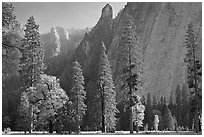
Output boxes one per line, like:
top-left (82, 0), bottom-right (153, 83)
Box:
top-left (158, 96), bottom-right (165, 111)
top-left (160, 96), bottom-right (164, 105)
top-left (18, 16), bottom-right (44, 133)
top-left (181, 84), bottom-right (188, 127)
top-left (98, 42), bottom-right (118, 132)
top-left (175, 84), bottom-right (182, 126)
top-left (182, 84), bottom-right (188, 107)
top-left (145, 92), bottom-right (152, 130)
top-left (164, 107), bottom-right (176, 131)
top-left (119, 14), bottom-right (143, 134)
top-left (184, 23), bottom-right (201, 133)
top-left (175, 84), bottom-right (182, 106)
top-left (70, 61), bottom-right (87, 133)
top-left (152, 96), bottom-right (157, 109)
top-left (19, 16), bottom-right (44, 89)
top-left (184, 113), bottom-right (190, 129)
top-left (163, 96), bottom-right (167, 105)
top-left (168, 92), bottom-right (175, 116)
top-left (169, 92), bottom-right (173, 106)
top-left (160, 105), bottom-right (176, 131)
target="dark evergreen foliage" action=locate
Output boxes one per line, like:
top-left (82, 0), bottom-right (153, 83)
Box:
top-left (184, 23), bottom-right (202, 133)
top-left (161, 105), bottom-right (176, 131)
top-left (145, 92), bottom-right (152, 130)
top-left (19, 16), bottom-right (45, 88)
top-left (181, 84), bottom-right (188, 127)
top-left (175, 84), bottom-right (182, 126)
top-left (17, 16), bottom-right (45, 133)
top-left (119, 14), bottom-right (143, 133)
top-left (152, 96), bottom-right (157, 110)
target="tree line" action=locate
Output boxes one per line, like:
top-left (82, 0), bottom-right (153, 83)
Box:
top-left (140, 22), bottom-right (202, 132)
top-left (141, 83), bottom-right (199, 131)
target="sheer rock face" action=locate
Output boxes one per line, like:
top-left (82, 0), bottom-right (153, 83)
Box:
top-left (74, 3), bottom-right (202, 103)
top-left (40, 27), bottom-right (88, 77)
top-left (108, 2), bottom-right (202, 102)
top-left (41, 27), bottom-right (88, 63)
top-left (41, 26), bottom-right (70, 63)
top-left (75, 4), bottom-right (113, 81)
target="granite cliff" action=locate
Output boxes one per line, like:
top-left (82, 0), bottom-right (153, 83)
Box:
top-left (110, 2), bottom-right (202, 102)
top-left (40, 27), bottom-right (88, 76)
top-left (75, 2), bottom-right (202, 103)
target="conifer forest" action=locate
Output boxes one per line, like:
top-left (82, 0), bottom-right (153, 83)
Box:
top-left (2, 2), bottom-right (202, 135)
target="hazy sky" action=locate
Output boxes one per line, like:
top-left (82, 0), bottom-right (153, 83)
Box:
top-left (11, 2), bottom-right (126, 34)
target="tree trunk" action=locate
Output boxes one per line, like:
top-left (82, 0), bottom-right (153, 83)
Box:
top-left (49, 119), bottom-right (53, 133)
top-left (192, 42), bottom-right (199, 133)
top-left (29, 105), bottom-right (33, 133)
top-left (135, 122), bottom-right (139, 133)
top-left (130, 106), bottom-right (133, 134)
top-left (56, 119), bottom-right (61, 134)
top-left (128, 43), bottom-right (133, 134)
top-left (76, 119), bottom-right (80, 134)
top-left (29, 126), bottom-right (31, 133)
top-left (176, 123), bottom-right (178, 133)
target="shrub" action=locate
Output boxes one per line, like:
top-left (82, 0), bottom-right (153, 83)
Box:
top-left (3, 127), bottom-right (11, 134)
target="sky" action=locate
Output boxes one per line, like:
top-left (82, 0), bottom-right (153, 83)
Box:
top-left (11, 2), bottom-right (126, 34)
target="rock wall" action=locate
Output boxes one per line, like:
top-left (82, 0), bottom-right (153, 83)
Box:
top-left (108, 2), bottom-right (202, 102)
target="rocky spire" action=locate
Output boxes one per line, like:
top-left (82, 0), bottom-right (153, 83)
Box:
top-left (101, 4), bottom-right (113, 19)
